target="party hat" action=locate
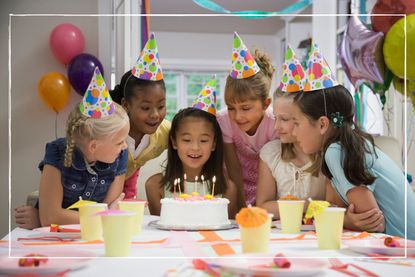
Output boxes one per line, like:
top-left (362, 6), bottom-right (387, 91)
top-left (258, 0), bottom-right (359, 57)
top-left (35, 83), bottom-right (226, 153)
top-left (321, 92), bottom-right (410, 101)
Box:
top-left (79, 67), bottom-right (115, 119)
top-left (279, 45), bottom-right (306, 92)
top-left (192, 76), bottom-right (217, 116)
top-left (304, 43), bottom-right (338, 92)
top-left (230, 32), bottom-right (260, 79)
top-left (132, 32), bottom-right (163, 81)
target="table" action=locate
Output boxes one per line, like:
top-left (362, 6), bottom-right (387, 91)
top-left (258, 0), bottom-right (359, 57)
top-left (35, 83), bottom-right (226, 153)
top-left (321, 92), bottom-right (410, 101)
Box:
top-left (1, 216), bottom-right (414, 276)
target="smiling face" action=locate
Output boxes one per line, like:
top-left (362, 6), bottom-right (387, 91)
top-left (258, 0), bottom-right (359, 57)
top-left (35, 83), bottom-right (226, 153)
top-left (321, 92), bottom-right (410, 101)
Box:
top-left (226, 98), bottom-right (270, 135)
top-left (291, 103), bottom-right (326, 155)
top-left (123, 84), bottom-right (166, 135)
top-left (273, 96), bottom-right (297, 143)
top-left (171, 117), bottom-right (216, 173)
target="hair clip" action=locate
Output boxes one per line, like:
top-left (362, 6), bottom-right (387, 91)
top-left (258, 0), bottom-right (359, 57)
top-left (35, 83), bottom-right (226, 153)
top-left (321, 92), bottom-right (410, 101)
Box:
top-left (330, 112), bottom-right (344, 128)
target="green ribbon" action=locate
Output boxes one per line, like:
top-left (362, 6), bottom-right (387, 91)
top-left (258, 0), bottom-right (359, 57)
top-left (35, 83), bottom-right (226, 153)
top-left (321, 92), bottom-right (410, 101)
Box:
top-left (193, 0), bottom-right (313, 19)
top-left (354, 87), bottom-right (362, 127)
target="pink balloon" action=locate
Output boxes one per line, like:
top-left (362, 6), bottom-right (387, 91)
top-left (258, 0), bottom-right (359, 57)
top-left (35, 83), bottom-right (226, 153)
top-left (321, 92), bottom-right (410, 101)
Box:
top-left (49, 23), bottom-right (85, 65)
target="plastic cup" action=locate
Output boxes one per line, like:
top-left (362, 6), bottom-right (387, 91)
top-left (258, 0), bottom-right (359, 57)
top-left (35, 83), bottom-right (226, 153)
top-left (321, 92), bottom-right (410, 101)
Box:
top-left (101, 211), bottom-right (135, 257)
top-left (79, 203), bottom-right (107, 241)
top-left (118, 200), bottom-right (146, 235)
top-left (314, 207), bottom-right (346, 249)
top-left (277, 200), bottom-right (305, 234)
top-left (240, 214), bottom-right (273, 253)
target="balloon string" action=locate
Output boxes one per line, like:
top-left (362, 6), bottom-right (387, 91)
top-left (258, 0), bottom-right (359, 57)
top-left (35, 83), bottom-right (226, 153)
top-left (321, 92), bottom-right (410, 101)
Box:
top-left (55, 113), bottom-right (58, 139)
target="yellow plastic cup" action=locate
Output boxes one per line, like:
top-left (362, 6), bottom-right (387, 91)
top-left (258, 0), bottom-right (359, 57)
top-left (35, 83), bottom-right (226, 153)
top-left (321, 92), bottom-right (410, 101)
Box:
top-left (314, 207), bottom-right (346, 249)
top-left (118, 200), bottom-right (146, 235)
top-left (101, 211), bottom-right (135, 257)
top-left (240, 214), bottom-right (273, 253)
top-left (79, 203), bottom-right (107, 241)
top-left (277, 200), bottom-right (305, 234)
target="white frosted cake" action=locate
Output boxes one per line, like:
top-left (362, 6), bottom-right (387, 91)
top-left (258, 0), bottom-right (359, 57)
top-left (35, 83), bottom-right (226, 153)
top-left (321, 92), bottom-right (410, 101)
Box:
top-left (159, 196), bottom-right (231, 227)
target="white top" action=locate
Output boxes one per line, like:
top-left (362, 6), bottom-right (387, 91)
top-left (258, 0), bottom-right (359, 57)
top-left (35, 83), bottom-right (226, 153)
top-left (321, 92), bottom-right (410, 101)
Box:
top-left (260, 140), bottom-right (326, 200)
top-left (127, 134), bottom-right (150, 159)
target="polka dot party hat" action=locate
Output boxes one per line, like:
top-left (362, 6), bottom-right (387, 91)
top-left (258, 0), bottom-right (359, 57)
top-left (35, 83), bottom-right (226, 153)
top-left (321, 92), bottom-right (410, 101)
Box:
top-left (304, 42), bottom-right (338, 92)
top-left (132, 32), bottom-right (163, 81)
top-left (230, 32), bottom-right (260, 79)
top-left (79, 67), bottom-right (115, 119)
top-left (192, 76), bottom-right (217, 116)
top-left (279, 45), bottom-right (306, 93)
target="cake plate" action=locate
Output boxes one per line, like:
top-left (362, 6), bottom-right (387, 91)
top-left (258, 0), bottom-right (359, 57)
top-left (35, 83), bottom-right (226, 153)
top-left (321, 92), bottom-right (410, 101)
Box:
top-left (148, 220), bottom-right (238, 231)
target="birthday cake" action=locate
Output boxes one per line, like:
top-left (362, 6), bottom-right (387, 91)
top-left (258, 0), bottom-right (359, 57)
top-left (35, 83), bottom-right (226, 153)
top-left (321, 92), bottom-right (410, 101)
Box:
top-left (159, 195), bottom-right (231, 228)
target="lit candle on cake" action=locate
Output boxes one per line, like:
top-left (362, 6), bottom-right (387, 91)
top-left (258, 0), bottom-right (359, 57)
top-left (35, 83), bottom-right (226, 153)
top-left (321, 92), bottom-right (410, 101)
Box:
top-left (184, 173), bottom-right (187, 194)
top-left (173, 178), bottom-right (177, 198)
top-left (211, 176), bottom-right (216, 197)
top-left (192, 176), bottom-right (199, 196)
top-left (177, 177), bottom-right (181, 194)
top-left (201, 175), bottom-right (205, 195)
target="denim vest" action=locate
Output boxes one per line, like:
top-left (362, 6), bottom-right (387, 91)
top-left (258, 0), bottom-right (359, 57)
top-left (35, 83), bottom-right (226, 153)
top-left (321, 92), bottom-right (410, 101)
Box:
top-left (38, 138), bottom-right (128, 208)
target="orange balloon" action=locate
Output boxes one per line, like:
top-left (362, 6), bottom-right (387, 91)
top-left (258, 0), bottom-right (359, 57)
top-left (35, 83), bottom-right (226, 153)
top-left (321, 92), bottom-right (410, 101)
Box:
top-left (38, 72), bottom-right (71, 113)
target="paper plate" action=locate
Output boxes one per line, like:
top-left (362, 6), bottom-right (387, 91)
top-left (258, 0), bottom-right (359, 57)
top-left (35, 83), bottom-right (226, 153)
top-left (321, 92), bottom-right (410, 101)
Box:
top-left (0, 249), bottom-right (93, 275)
top-left (148, 220), bottom-right (237, 231)
top-left (210, 254), bottom-right (327, 277)
top-left (274, 221), bottom-right (315, 231)
top-left (344, 239), bottom-right (415, 256)
top-left (32, 224), bottom-right (81, 239)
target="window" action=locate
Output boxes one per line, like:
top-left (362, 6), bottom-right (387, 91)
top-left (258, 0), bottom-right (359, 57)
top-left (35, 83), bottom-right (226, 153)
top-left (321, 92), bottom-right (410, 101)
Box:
top-left (164, 71), bottom-right (228, 121)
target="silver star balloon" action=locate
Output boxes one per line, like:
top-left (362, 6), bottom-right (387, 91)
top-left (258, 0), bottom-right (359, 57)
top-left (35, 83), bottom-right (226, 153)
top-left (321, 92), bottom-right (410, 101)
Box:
top-left (338, 16), bottom-right (385, 87)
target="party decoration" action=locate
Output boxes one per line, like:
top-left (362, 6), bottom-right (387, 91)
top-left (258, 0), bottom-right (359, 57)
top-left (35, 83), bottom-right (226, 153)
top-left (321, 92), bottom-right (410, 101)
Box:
top-left (193, 0), bottom-right (313, 19)
top-left (303, 200), bottom-right (330, 222)
top-left (371, 0), bottom-right (415, 34)
top-left (192, 76), bottom-right (217, 116)
top-left (384, 237), bottom-right (401, 248)
top-left (38, 72), bottom-right (71, 113)
top-left (278, 45), bottom-right (306, 92)
top-left (230, 32), bottom-right (260, 79)
top-left (49, 23), bottom-right (85, 65)
top-left (304, 43), bottom-right (338, 92)
top-left (338, 16), bottom-right (385, 87)
top-left (132, 32), bottom-right (163, 81)
top-left (67, 53), bottom-right (104, 96)
top-left (66, 197), bottom-right (96, 210)
top-left (383, 14), bottom-right (415, 79)
top-left (80, 67), bottom-right (115, 119)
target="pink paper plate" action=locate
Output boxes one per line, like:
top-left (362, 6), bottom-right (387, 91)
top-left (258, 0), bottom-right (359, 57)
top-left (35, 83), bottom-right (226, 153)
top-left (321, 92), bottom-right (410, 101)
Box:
top-left (211, 254), bottom-right (327, 276)
top-left (32, 224), bottom-right (80, 239)
top-left (0, 249), bottom-right (94, 275)
top-left (344, 239), bottom-right (415, 256)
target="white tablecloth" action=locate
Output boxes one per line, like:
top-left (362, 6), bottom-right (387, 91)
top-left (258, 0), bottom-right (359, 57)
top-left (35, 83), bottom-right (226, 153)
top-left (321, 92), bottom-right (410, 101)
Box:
top-left (1, 215), bottom-right (414, 276)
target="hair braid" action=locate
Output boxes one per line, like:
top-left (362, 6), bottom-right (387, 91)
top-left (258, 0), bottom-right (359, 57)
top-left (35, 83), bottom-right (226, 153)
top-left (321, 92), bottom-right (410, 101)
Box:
top-left (64, 117), bottom-right (86, 167)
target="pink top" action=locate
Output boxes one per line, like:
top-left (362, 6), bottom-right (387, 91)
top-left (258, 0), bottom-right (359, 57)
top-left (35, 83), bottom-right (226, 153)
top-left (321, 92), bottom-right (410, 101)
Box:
top-left (217, 107), bottom-right (279, 205)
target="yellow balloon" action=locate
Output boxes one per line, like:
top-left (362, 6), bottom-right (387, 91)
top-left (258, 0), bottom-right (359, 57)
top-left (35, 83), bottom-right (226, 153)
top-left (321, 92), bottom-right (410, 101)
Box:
top-left (393, 76), bottom-right (415, 95)
top-left (38, 72), bottom-right (71, 113)
top-left (383, 14), bottom-right (415, 79)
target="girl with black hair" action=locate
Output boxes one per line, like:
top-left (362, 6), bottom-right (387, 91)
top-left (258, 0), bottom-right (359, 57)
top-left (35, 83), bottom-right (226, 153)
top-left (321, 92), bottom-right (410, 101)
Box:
top-left (109, 33), bottom-right (170, 200)
top-left (145, 80), bottom-right (237, 218)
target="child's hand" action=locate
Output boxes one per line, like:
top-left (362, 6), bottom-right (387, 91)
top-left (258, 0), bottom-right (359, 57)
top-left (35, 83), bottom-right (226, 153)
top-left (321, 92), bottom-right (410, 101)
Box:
top-left (344, 204), bottom-right (385, 232)
top-left (109, 192), bottom-right (125, 210)
top-left (14, 205), bottom-right (40, 230)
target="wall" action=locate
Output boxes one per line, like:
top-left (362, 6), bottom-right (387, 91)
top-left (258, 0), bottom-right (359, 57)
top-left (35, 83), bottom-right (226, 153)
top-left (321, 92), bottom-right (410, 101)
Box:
top-left (0, 0), bottom-right (99, 236)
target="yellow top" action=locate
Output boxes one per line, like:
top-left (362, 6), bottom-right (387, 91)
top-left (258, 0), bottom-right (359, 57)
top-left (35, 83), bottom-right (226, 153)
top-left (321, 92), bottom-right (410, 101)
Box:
top-left (126, 119), bottom-right (171, 179)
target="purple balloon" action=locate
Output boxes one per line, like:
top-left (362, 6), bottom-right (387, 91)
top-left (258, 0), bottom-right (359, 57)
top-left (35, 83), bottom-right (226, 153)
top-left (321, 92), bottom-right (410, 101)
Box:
top-left (67, 53), bottom-right (104, 96)
top-left (338, 16), bottom-right (385, 86)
